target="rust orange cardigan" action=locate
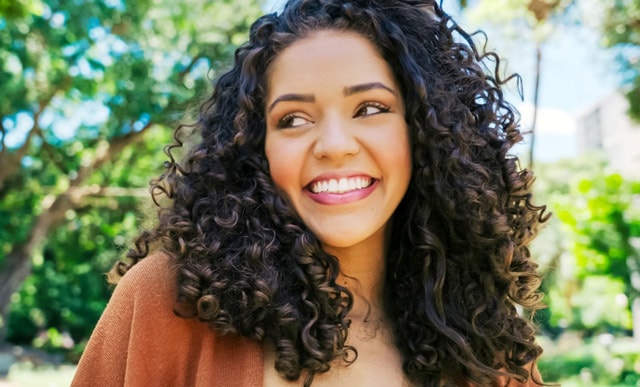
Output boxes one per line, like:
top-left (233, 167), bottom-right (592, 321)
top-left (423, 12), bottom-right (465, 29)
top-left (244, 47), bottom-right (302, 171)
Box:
top-left (72, 253), bottom-right (543, 386)
top-left (72, 253), bottom-right (262, 386)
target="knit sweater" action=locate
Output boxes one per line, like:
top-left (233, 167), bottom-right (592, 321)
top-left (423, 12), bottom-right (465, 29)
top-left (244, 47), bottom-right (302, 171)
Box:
top-left (72, 253), bottom-right (543, 386)
top-left (71, 253), bottom-right (263, 386)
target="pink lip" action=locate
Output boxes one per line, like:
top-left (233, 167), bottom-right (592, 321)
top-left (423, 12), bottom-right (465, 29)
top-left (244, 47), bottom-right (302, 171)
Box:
top-left (305, 178), bottom-right (379, 205)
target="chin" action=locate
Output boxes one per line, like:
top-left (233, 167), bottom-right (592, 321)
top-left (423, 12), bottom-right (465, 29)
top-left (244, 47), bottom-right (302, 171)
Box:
top-left (315, 228), bottom-right (384, 253)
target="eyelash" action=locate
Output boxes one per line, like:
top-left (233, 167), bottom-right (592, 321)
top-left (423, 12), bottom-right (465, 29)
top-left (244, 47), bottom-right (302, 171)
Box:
top-left (355, 101), bottom-right (390, 117)
top-left (276, 113), bottom-right (307, 129)
top-left (275, 101), bottom-right (391, 129)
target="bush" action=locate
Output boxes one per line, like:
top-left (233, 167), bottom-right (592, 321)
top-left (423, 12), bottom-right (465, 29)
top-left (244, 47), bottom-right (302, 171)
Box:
top-left (539, 334), bottom-right (640, 386)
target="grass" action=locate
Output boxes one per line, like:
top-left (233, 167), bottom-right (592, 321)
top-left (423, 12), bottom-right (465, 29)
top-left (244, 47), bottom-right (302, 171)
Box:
top-left (0, 332), bottom-right (638, 386)
top-left (1, 362), bottom-right (76, 387)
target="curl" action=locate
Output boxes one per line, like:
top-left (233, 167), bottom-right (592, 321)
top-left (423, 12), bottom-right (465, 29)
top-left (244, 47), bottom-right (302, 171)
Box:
top-left (117, 0), bottom-right (548, 385)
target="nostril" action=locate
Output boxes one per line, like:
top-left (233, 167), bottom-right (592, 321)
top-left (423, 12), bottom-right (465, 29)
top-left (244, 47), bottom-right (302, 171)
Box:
top-left (312, 127), bottom-right (360, 159)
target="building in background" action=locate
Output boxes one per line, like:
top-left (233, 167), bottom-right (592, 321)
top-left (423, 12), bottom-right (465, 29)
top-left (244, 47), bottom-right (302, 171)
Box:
top-left (577, 91), bottom-right (640, 178)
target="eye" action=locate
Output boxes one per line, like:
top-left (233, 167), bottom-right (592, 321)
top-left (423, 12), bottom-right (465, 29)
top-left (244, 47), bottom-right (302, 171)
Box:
top-left (355, 102), bottom-right (390, 117)
top-left (277, 113), bottom-right (311, 129)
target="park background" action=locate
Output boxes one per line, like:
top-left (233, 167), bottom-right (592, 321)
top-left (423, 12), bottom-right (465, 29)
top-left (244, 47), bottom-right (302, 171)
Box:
top-left (1, 0), bottom-right (639, 385)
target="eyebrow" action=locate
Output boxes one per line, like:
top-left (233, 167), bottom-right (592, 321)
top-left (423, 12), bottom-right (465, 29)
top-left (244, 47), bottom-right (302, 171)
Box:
top-left (343, 82), bottom-right (396, 97)
top-left (267, 93), bottom-right (315, 112)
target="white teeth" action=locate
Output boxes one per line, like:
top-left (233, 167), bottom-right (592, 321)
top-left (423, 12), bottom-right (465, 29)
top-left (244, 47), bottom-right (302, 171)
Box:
top-left (310, 177), bottom-right (373, 194)
top-left (338, 178), bottom-right (348, 192)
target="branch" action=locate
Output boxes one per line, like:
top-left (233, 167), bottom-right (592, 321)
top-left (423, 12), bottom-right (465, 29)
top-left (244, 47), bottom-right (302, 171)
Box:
top-left (12, 121), bottom-right (155, 253)
top-left (40, 140), bottom-right (68, 174)
top-left (1, 120), bottom-right (156, 314)
top-left (177, 53), bottom-right (205, 84)
top-left (0, 75), bottom-right (73, 191)
top-left (0, 116), bottom-right (41, 192)
top-left (60, 185), bottom-right (149, 199)
top-left (7, 121), bottom-right (155, 264)
top-left (627, 17), bottom-right (640, 31)
top-left (73, 120), bottom-right (154, 185)
top-left (88, 186), bottom-right (149, 198)
top-left (1, 115), bottom-right (6, 156)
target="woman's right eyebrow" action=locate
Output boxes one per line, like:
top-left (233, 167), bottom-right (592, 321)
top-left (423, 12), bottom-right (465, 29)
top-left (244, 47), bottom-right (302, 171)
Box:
top-left (267, 93), bottom-right (315, 112)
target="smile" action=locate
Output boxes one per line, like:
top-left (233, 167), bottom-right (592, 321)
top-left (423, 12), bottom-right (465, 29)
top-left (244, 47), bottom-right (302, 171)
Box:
top-left (308, 177), bottom-right (374, 194)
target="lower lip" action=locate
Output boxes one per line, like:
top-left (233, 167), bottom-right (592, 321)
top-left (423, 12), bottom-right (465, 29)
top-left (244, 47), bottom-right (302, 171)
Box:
top-left (306, 180), bottom-right (378, 205)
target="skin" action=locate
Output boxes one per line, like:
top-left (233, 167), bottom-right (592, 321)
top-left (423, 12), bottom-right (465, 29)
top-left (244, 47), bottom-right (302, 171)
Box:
top-left (263, 30), bottom-right (412, 386)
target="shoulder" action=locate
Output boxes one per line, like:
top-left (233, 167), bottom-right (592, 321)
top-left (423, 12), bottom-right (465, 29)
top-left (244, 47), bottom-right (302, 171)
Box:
top-left (115, 252), bottom-right (176, 297)
top-left (73, 252), bottom-right (229, 385)
top-left (93, 252), bottom-right (179, 328)
top-left (76, 252), bottom-right (186, 351)
top-left (110, 252), bottom-right (204, 337)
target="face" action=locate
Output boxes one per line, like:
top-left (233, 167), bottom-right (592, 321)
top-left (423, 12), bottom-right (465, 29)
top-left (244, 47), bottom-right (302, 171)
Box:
top-left (264, 30), bottom-right (411, 254)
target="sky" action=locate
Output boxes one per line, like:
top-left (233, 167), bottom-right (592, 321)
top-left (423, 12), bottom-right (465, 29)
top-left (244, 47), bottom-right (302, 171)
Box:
top-left (460, 1), bottom-right (621, 162)
top-left (496, 23), bottom-right (620, 162)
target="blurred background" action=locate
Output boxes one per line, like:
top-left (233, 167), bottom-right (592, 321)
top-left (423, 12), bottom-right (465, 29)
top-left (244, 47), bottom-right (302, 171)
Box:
top-left (0, 0), bottom-right (638, 385)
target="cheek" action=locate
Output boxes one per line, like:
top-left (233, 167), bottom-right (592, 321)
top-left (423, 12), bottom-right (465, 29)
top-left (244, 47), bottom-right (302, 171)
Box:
top-left (380, 125), bottom-right (411, 169)
top-left (268, 160), bottom-right (289, 190)
top-left (265, 141), bottom-right (298, 192)
top-left (387, 128), bottom-right (412, 188)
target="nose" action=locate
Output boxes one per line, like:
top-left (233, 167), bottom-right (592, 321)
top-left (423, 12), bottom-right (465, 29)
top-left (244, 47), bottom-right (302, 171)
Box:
top-left (312, 115), bottom-right (360, 161)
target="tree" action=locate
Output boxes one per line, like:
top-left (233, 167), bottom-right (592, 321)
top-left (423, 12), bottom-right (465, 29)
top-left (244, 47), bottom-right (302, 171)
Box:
top-left (530, 157), bottom-right (638, 334)
top-left (532, 156), bottom-right (640, 337)
top-left (464, 0), bottom-right (572, 168)
top-left (602, 0), bottom-right (640, 121)
top-left (556, 169), bottom-right (640, 337)
top-left (0, 0), bottom-right (262, 344)
top-left (0, 0), bottom-right (42, 19)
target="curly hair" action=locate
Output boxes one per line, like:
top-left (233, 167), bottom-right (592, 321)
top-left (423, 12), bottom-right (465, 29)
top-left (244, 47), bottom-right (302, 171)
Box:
top-left (116, 0), bottom-right (549, 385)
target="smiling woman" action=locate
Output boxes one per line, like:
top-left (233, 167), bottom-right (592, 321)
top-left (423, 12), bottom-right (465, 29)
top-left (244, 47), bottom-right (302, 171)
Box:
top-left (72, 1), bottom-right (549, 386)
top-left (265, 30), bottom-right (411, 255)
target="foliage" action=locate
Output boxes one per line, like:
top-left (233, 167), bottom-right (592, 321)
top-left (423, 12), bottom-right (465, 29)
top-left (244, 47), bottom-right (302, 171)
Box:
top-left (602, 0), bottom-right (640, 120)
top-left (538, 335), bottom-right (640, 385)
top-left (0, 0), bottom-right (636, 367)
top-left (466, 0), bottom-right (572, 40)
top-left (531, 157), bottom-right (640, 334)
top-left (6, 202), bottom-right (143, 349)
top-left (0, 0), bottom-right (43, 19)
top-left (556, 169), bottom-right (640, 295)
top-left (0, 0), bottom-right (262, 349)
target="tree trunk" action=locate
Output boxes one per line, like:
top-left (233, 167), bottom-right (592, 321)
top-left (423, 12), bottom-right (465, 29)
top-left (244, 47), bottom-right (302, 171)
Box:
top-left (0, 249), bottom-right (33, 341)
top-left (529, 42), bottom-right (542, 169)
top-left (632, 298), bottom-right (640, 341)
top-left (0, 193), bottom-right (73, 340)
top-left (0, 123), bottom-right (153, 342)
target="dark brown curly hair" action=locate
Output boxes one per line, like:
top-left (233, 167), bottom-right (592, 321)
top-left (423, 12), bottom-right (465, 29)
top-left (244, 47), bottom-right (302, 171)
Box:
top-left (116, 0), bottom-right (549, 385)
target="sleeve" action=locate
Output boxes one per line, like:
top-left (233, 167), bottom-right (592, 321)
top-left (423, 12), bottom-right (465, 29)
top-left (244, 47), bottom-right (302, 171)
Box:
top-left (70, 254), bottom-right (221, 386)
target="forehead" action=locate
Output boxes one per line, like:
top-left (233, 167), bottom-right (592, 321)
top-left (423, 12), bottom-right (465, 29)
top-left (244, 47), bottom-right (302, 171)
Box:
top-left (266, 30), bottom-right (397, 99)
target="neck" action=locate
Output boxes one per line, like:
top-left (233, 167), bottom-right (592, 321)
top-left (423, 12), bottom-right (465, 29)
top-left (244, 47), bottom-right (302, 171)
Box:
top-left (323, 229), bottom-right (388, 321)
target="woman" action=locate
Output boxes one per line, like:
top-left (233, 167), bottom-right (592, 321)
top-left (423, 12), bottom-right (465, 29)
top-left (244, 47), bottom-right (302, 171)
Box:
top-left (72, 0), bottom-right (548, 386)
